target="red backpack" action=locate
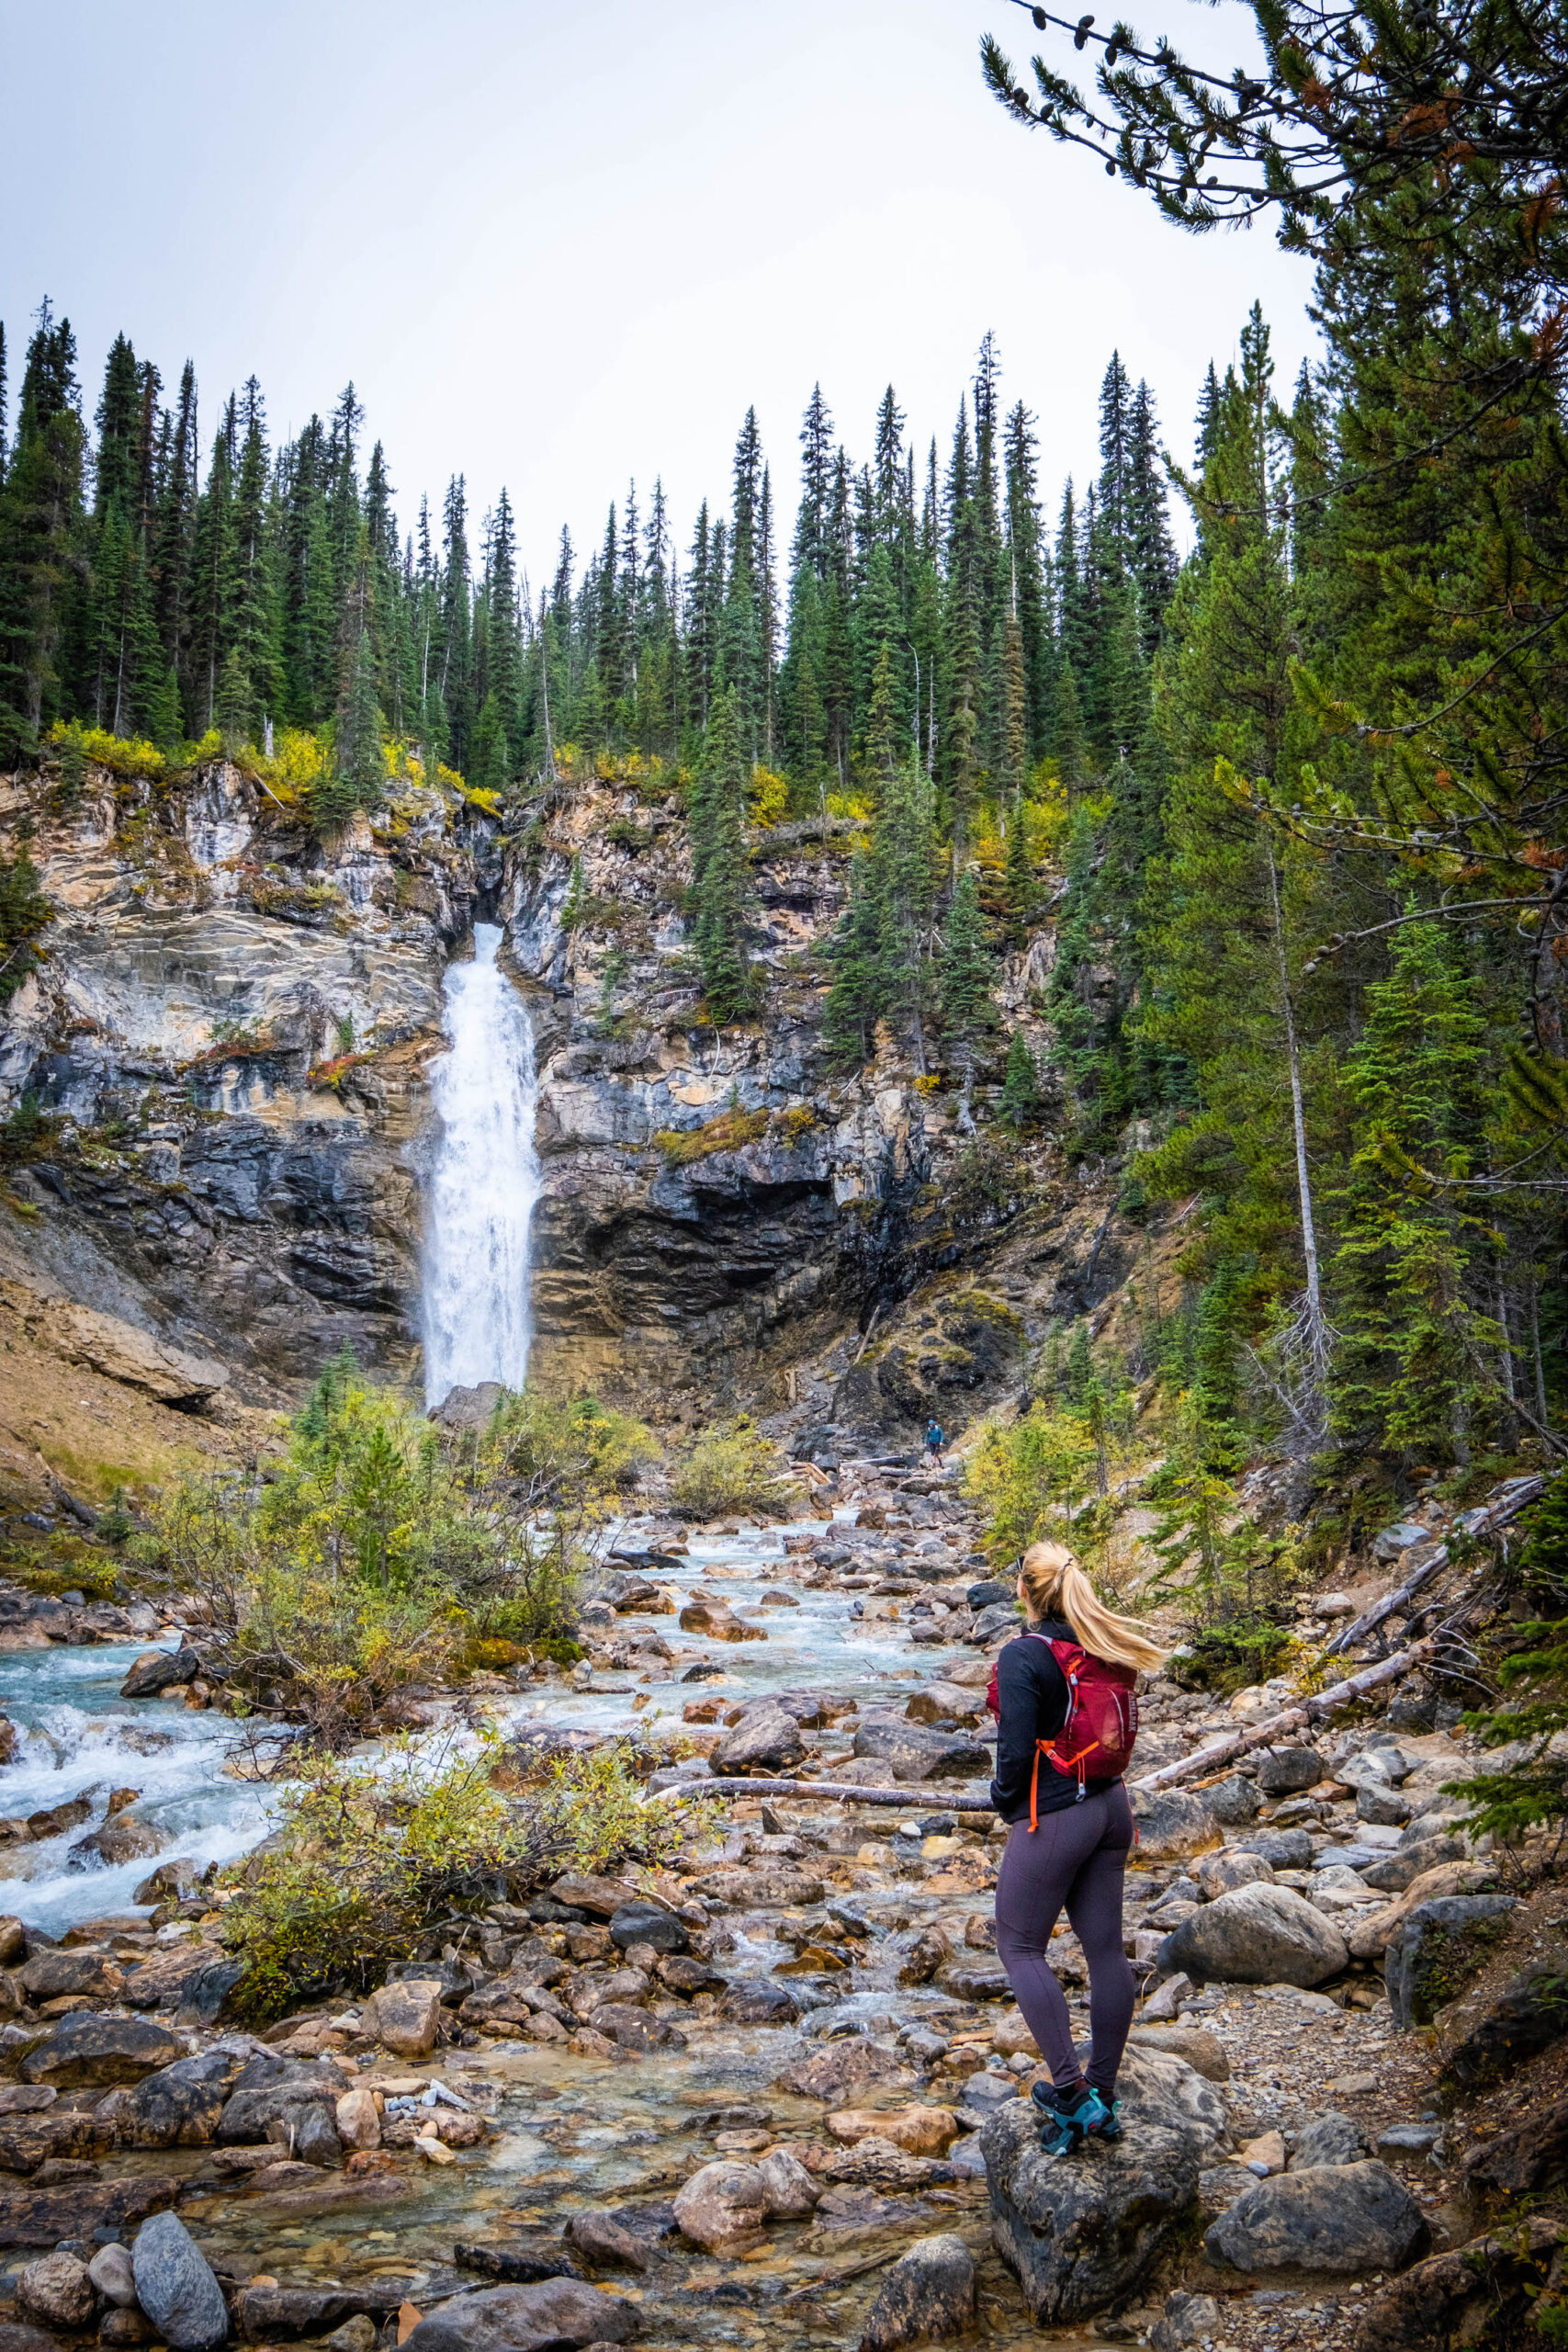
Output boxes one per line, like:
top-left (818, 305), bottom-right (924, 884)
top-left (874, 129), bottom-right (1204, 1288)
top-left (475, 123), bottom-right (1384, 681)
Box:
top-left (986, 1632), bottom-right (1140, 1829)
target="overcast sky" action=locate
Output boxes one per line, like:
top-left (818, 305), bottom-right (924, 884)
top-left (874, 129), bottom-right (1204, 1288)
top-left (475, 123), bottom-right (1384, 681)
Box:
top-left (5, 0), bottom-right (1315, 582)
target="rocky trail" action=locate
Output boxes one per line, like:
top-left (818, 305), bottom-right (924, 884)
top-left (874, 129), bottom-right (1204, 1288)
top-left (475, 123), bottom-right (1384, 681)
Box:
top-left (0, 1460), bottom-right (1553, 2352)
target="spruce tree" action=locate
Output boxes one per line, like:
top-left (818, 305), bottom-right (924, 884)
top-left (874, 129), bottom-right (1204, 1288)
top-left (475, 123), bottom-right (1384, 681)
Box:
top-left (688, 684), bottom-right (753, 1024)
top-left (0, 305), bottom-right (86, 754)
top-left (938, 864), bottom-right (998, 1120)
top-left (999, 1028), bottom-right (1042, 1131)
top-left (822, 846), bottom-right (882, 1065)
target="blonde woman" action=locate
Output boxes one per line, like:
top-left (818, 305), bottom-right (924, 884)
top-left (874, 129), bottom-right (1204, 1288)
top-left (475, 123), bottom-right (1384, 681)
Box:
top-left (989, 1541), bottom-right (1165, 2155)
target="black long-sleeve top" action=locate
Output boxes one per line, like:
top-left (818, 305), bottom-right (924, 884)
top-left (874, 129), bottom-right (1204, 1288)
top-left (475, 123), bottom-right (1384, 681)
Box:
top-left (989, 1618), bottom-right (1122, 1824)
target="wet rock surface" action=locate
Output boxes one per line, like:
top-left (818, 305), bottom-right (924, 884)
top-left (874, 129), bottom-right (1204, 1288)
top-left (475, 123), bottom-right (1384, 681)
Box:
top-left (0, 1470), bottom-right (1549, 2352)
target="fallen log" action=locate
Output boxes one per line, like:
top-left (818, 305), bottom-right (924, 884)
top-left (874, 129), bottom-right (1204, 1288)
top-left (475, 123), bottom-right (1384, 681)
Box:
top-left (649, 1776), bottom-right (997, 1812)
top-left (1323, 1475), bottom-right (1544, 1657)
top-left (1127, 1639), bottom-right (1435, 1793)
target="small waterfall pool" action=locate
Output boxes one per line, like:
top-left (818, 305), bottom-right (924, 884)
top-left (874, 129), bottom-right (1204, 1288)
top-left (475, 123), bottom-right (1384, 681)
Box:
top-left (422, 922), bottom-right (541, 1406)
top-left (0, 1644), bottom-right (285, 1934)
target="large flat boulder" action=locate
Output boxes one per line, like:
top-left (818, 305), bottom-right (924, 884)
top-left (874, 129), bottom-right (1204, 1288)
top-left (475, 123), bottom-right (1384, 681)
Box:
top-left (1384, 1894), bottom-right (1517, 2028)
top-left (19, 2013), bottom-right (183, 2089)
top-left (851, 1719), bottom-right (991, 1783)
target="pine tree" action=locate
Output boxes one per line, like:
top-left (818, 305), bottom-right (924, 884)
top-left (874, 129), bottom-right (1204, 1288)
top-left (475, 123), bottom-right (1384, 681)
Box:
top-left (999, 1028), bottom-right (1042, 1131)
top-left (1331, 919), bottom-right (1495, 1464)
top-left (0, 304), bottom-right (86, 754)
top-left (822, 847), bottom-right (882, 1065)
top-left (938, 864), bottom-right (998, 1121)
top-left (688, 684), bottom-right (753, 1023)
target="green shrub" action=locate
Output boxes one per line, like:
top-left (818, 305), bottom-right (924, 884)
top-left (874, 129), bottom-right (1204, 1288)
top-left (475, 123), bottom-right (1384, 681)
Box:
top-left (671, 1418), bottom-right (803, 1521)
top-left (1166, 1616), bottom-right (1296, 1695)
top-left (134, 1354), bottom-right (654, 1742)
top-left (220, 1735), bottom-right (686, 2021)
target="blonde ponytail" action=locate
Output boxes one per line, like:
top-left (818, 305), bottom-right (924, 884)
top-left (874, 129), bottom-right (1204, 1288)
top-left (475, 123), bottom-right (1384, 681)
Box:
top-left (1018, 1541), bottom-right (1166, 1676)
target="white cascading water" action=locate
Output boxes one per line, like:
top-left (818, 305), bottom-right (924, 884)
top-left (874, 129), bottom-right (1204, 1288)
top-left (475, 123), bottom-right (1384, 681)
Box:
top-left (422, 922), bottom-right (542, 1405)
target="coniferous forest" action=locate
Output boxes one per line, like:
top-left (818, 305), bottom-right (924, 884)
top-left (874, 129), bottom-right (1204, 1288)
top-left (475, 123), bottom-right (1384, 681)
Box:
top-left (0, 0), bottom-right (1563, 1493)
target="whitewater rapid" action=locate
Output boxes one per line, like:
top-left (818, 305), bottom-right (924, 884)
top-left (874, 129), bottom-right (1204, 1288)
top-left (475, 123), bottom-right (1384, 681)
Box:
top-left (422, 922), bottom-right (542, 1407)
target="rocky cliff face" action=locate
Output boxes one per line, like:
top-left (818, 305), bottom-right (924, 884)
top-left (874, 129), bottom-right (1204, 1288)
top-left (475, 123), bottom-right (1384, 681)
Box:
top-left (0, 754), bottom-right (1145, 1494)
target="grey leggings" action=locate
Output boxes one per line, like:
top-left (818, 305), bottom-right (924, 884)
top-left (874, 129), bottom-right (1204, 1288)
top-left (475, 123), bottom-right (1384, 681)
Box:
top-left (993, 1781), bottom-right (1135, 2096)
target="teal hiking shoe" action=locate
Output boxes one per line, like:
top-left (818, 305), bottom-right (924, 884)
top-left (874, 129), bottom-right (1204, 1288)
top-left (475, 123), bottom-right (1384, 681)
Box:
top-left (1030, 2079), bottom-right (1109, 2155)
top-left (1087, 2094), bottom-right (1122, 2141)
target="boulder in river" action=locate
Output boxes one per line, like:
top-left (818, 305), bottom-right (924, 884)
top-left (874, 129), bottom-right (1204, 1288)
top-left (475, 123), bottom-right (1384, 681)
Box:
top-left (982, 2098), bottom-right (1200, 2321)
top-left (850, 1719), bottom-right (991, 1782)
top-left (1157, 1884), bottom-right (1349, 1987)
top-left (716, 1978), bottom-right (799, 2026)
top-left (1204, 2159), bottom-right (1429, 2275)
top-left (69, 1813), bottom-right (164, 1869)
top-left (119, 1647), bottom-right (202, 1699)
top-left (17, 2252), bottom-right (96, 2330)
top-left (710, 1707), bottom-right (804, 1775)
top-left (101, 2049), bottom-right (240, 2147)
top-left (400, 2280), bottom-right (637, 2352)
top-left (775, 2040), bottom-right (912, 2103)
top-left (20, 2012), bottom-right (183, 2088)
top-left (363, 1978), bottom-right (442, 2059)
top-left (672, 2159), bottom-right (768, 2253)
top-left (858, 2232), bottom-right (976, 2351)
top-left (608, 1900), bottom-right (686, 1955)
top-left (132, 2210), bottom-right (230, 2349)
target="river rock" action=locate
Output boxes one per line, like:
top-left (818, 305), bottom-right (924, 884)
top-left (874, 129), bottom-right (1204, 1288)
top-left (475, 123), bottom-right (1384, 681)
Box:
top-left (1256, 1746), bottom-right (1323, 1794)
top-left (20, 2012), bottom-right (183, 2087)
top-left (401, 2280), bottom-right (637, 2352)
top-left (981, 2098), bottom-right (1200, 2321)
top-left (105, 2049), bottom-right (240, 2147)
top-left (1384, 1894), bottom-right (1517, 2028)
top-left (548, 1872), bottom-right (643, 1917)
top-left (710, 1707), bottom-right (804, 1774)
top-left (588, 2004), bottom-right (685, 2053)
top-left (119, 1648), bottom-right (202, 1699)
top-left (0, 1919), bottom-right (23, 1965)
top-left (1125, 2026), bottom-right (1229, 2083)
top-left (1359, 1835), bottom-right (1468, 1894)
top-left (1357, 1782), bottom-right (1414, 1826)
top-left (775, 2041), bottom-right (912, 2103)
top-left (823, 2135), bottom-right (949, 2190)
top-left (0, 2170), bottom-right (181, 2247)
top-left (17, 1947), bottom-right (123, 2002)
top-left (1344, 1860), bottom-right (1498, 1960)
top-left (1201, 1776), bottom-right (1261, 1826)
top-left (334, 2086), bottom-right (381, 2152)
top-left (672, 2158), bottom-right (768, 2253)
top-left (1292, 2110), bottom-right (1367, 2168)
top-left (1204, 2159), bottom-right (1429, 2274)
top-left (1194, 1850), bottom-right (1275, 1901)
top-left (234, 2287), bottom-right (395, 2340)
top-left (756, 2148), bottom-right (819, 2218)
top-left (1157, 1884), bottom-right (1349, 1987)
top-left (858, 2232), bottom-right (976, 2351)
top-left (716, 1978), bottom-right (799, 2026)
top-left (132, 2210), bottom-right (230, 2348)
top-left (89, 2243), bottom-right (139, 2306)
top-left (364, 1978), bottom-right (442, 2058)
top-left (17, 2251), bottom-right (96, 2329)
top-left (608, 1901), bottom-right (686, 1955)
top-left (678, 1599), bottom-right (763, 1643)
top-left (1151, 2290), bottom-right (1223, 2350)
top-left (829, 2106), bottom-right (960, 2156)
top-left (1235, 1827), bottom-right (1316, 1871)
top-left (562, 2212), bottom-right (649, 2272)
top-left (1129, 1787), bottom-right (1217, 1861)
top-left (851, 1720), bottom-right (992, 1782)
top-left (69, 1813), bottom-right (164, 1868)
top-left (906, 1684), bottom-right (982, 1726)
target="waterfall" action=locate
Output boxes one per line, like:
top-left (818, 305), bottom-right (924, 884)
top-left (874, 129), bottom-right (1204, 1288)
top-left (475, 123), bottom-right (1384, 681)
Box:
top-left (422, 922), bottom-right (541, 1406)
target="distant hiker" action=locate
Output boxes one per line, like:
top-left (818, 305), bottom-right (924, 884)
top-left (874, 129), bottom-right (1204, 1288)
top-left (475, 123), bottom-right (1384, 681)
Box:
top-left (925, 1419), bottom-right (943, 1464)
top-left (987, 1541), bottom-right (1166, 2155)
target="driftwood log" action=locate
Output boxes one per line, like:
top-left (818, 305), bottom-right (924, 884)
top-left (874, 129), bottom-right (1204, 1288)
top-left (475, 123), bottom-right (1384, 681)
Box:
top-left (657, 1636), bottom-right (1437, 1812)
top-left (1323, 1475), bottom-right (1544, 1657)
